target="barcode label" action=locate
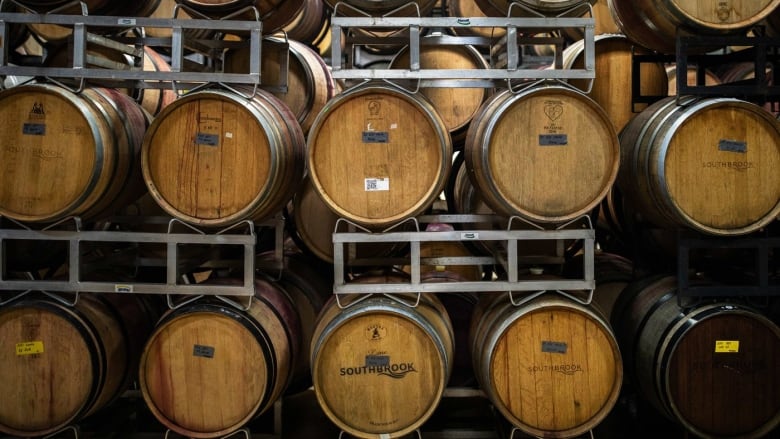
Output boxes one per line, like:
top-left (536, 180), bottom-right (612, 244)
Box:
top-left (365, 178), bottom-right (390, 192)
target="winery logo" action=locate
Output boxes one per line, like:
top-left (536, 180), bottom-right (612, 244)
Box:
top-left (365, 323), bottom-right (387, 341)
top-left (368, 100), bottom-right (381, 116)
top-left (29, 102), bottom-right (45, 120)
top-left (527, 363), bottom-right (584, 376)
top-left (340, 356), bottom-right (418, 380)
top-left (543, 100), bottom-right (564, 121)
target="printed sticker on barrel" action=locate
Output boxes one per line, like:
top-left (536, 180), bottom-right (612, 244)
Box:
top-left (715, 340), bottom-right (739, 353)
top-left (16, 341), bottom-right (44, 356)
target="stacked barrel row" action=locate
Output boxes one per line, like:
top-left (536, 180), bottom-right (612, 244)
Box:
top-left (0, 0), bottom-right (778, 439)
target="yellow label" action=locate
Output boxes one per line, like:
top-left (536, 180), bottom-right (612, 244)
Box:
top-left (715, 340), bottom-right (739, 353)
top-left (16, 341), bottom-right (44, 356)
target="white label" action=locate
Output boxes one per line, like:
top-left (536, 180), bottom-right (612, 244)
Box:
top-left (115, 284), bottom-right (133, 293)
top-left (365, 178), bottom-right (390, 192)
top-left (225, 132), bottom-right (233, 139)
top-left (390, 123), bottom-right (398, 129)
top-left (117, 18), bottom-right (137, 25)
top-left (461, 232), bottom-right (479, 240)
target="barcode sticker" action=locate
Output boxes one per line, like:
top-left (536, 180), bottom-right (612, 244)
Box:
top-left (365, 178), bottom-right (390, 192)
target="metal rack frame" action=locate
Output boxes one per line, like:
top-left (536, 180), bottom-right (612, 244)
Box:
top-left (328, 2), bottom-right (596, 89)
top-left (332, 214), bottom-right (596, 304)
top-left (0, 215), bottom-right (288, 297)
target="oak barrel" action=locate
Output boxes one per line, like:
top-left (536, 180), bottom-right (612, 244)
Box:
top-left (611, 276), bottom-right (780, 439)
top-left (475, 0), bottom-right (596, 17)
top-left (310, 275), bottom-right (454, 438)
top-left (0, 84), bottom-right (149, 223)
top-left (389, 41), bottom-right (491, 145)
top-left (618, 96), bottom-right (780, 236)
top-left (0, 293), bottom-right (157, 437)
top-left (607, 0), bottom-right (780, 54)
top-left (139, 276), bottom-right (301, 438)
top-left (175, 0), bottom-right (303, 34)
top-left (138, 46), bottom-right (177, 116)
top-left (141, 87), bottom-right (306, 227)
top-left (307, 82), bottom-right (452, 229)
top-left (224, 37), bottom-right (338, 134)
top-left (464, 85), bottom-right (620, 224)
top-left (470, 292), bottom-right (623, 438)
top-left (562, 34), bottom-right (669, 133)
top-left (289, 175), bottom-right (407, 264)
top-left (323, 0), bottom-right (438, 16)
top-left (447, 0), bottom-right (506, 38)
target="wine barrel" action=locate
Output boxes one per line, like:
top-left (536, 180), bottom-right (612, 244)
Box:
top-left (470, 291), bottom-right (622, 438)
top-left (224, 36), bottom-right (338, 134)
top-left (282, 0), bottom-right (328, 45)
top-left (612, 276), bottom-right (780, 439)
top-left (138, 46), bottom-right (177, 116)
top-left (307, 82), bottom-right (452, 229)
top-left (448, 0), bottom-right (506, 39)
top-left (618, 96), bottom-right (780, 236)
top-left (608, 0), bottom-right (780, 54)
top-left (139, 276), bottom-right (301, 439)
top-left (323, 0), bottom-right (438, 16)
top-left (389, 41), bottom-right (491, 146)
top-left (0, 84), bottom-right (149, 223)
top-left (562, 33), bottom-right (669, 133)
top-left (666, 65), bottom-right (722, 96)
top-left (310, 275), bottom-right (454, 439)
top-left (464, 85), bottom-right (620, 224)
top-left (141, 87), bottom-right (306, 227)
top-left (476, 0), bottom-right (596, 17)
top-left (289, 175), bottom-right (407, 265)
top-left (0, 292), bottom-right (157, 437)
top-left (175, 0), bottom-right (303, 34)
top-left (21, 0), bottom-right (160, 42)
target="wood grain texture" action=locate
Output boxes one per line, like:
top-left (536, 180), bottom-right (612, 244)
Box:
top-left (562, 34), bottom-right (668, 133)
top-left (612, 276), bottom-right (780, 439)
top-left (0, 84), bottom-right (147, 223)
top-left (139, 277), bottom-right (300, 438)
top-left (465, 85), bottom-right (620, 223)
top-left (0, 294), bottom-right (144, 437)
top-left (310, 278), bottom-right (454, 438)
top-left (141, 88), bottom-right (305, 227)
top-left (307, 83), bottom-right (452, 228)
top-left (607, 0), bottom-right (780, 53)
top-left (618, 96), bottom-right (780, 235)
top-left (224, 37), bottom-right (337, 134)
top-left (470, 292), bottom-right (622, 438)
top-left (390, 43), bottom-right (490, 144)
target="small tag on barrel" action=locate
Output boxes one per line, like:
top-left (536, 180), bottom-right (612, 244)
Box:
top-left (715, 340), bottom-right (740, 353)
top-left (541, 341), bottom-right (568, 354)
top-left (16, 341), bottom-right (44, 356)
top-left (362, 131), bottom-right (389, 143)
top-left (366, 355), bottom-right (390, 367)
top-left (193, 344), bottom-right (215, 358)
top-left (23, 123), bottom-right (46, 136)
top-left (539, 134), bottom-right (567, 146)
top-left (718, 139), bottom-right (747, 153)
top-left (195, 133), bottom-right (219, 147)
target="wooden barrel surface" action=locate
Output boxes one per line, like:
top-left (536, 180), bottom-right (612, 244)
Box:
top-left (307, 82), bottom-right (452, 229)
top-left (141, 87), bottom-right (306, 227)
top-left (666, 65), bottom-right (722, 96)
top-left (0, 84), bottom-right (148, 223)
top-left (0, 293), bottom-right (155, 437)
top-left (225, 37), bottom-right (338, 134)
top-left (608, 0), bottom-right (780, 53)
top-left (139, 277), bottom-right (301, 439)
top-left (290, 175), bottom-right (407, 264)
top-left (448, 0), bottom-right (506, 38)
top-left (282, 0), bottom-right (327, 44)
top-left (562, 33), bottom-right (668, 133)
top-left (618, 96), bottom-right (780, 236)
top-left (612, 276), bottom-right (780, 439)
top-left (310, 276), bottom-right (454, 438)
top-left (464, 85), bottom-right (619, 224)
top-left (175, 0), bottom-right (304, 33)
top-left (476, 0), bottom-right (595, 16)
top-left (323, 0), bottom-right (438, 16)
top-left (389, 42), bottom-right (491, 145)
top-left (470, 292), bottom-right (622, 438)
top-left (138, 46), bottom-right (177, 116)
